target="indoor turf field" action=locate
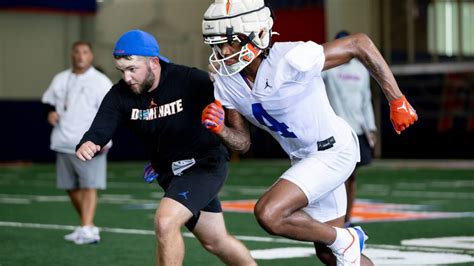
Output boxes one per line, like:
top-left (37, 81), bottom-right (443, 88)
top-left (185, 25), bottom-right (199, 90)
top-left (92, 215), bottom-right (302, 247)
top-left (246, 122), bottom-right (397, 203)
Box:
top-left (1, 160), bottom-right (473, 265)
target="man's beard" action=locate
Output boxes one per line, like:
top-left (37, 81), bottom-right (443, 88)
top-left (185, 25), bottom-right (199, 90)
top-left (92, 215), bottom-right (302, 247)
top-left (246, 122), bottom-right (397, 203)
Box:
top-left (134, 66), bottom-right (155, 94)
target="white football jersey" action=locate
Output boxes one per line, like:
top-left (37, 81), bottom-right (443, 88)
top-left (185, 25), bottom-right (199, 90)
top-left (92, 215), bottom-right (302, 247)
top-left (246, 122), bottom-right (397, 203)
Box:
top-left (213, 41), bottom-right (354, 159)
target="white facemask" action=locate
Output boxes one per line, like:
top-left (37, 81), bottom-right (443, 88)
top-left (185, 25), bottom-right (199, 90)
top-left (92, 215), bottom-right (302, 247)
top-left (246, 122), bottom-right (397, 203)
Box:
top-left (209, 43), bottom-right (261, 76)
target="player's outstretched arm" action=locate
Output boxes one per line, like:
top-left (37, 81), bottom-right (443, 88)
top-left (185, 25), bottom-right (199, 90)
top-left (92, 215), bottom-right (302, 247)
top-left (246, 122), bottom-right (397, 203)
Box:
top-left (323, 33), bottom-right (401, 101)
top-left (76, 141), bottom-right (101, 161)
top-left (322, 33), bottom-right (417, 134)
top-left (202, 100), bottom-right (251, 153)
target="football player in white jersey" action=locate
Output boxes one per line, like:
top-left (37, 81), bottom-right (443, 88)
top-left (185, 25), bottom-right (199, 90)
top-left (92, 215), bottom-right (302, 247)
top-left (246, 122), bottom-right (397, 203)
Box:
top-left (201, 1), bottom-right (417, 265)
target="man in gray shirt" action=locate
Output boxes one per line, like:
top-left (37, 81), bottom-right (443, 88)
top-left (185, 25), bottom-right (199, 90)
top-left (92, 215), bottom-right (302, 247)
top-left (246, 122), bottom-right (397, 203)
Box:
top-left (323, 30), bottom-right (377, 226)
top-left (42, 41), bottom-right (112, 244)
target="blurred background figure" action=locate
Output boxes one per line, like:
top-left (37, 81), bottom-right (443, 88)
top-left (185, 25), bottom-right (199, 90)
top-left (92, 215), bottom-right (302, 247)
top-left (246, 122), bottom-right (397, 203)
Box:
top-left (41, 41), bottom-right (113, 244)
top-left (323, 30), bottom-right (377, 226)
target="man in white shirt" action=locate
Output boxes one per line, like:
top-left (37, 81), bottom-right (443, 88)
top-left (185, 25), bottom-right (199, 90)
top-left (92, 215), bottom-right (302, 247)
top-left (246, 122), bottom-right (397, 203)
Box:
top-left (42, 41), bottom-right (112, 245)
top-left (200, 1), bottom-right (417, 265)
top-left (323, 30), bottom-right (377, 226)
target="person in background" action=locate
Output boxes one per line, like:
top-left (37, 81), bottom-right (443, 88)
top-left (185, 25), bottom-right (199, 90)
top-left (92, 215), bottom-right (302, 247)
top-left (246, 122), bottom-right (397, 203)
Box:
top-left (323, 30), bottom-right (377, 226)
top-left (76, 30), bottom-right (256, 266)
top-left (42, 41), bottom-right (113, 244)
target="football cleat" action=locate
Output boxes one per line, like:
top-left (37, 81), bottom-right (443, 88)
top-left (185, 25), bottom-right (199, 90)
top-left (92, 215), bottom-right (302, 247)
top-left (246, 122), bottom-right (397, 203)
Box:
top-left (333, 226), bottom-right (368, 266)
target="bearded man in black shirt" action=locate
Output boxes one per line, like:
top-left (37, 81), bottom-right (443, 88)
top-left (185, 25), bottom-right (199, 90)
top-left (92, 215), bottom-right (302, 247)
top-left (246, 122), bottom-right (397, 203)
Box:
top-left (76, 29), bottom-right (255, 266)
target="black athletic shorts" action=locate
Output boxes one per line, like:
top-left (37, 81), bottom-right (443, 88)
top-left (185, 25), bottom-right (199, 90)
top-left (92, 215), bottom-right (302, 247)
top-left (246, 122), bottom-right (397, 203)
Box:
top-left (156, 153), bottom-right (228, 231)
top-left (356, 134), bottom-right (373, 167)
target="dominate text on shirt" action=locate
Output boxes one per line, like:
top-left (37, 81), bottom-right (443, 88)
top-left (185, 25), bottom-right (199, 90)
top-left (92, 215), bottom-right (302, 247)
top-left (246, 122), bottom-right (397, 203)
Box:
top-left (131, 99), bottom-right (183, 120)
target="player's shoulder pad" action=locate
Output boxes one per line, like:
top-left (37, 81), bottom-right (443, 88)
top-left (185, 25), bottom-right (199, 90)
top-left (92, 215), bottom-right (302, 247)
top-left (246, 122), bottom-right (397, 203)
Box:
top-left (284, 41), bottom-right (324, 72)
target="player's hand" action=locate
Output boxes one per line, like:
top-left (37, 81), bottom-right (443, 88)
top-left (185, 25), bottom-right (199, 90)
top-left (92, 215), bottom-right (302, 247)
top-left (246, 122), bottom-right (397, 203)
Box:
top-left (368, 131), bottom-right (377, 148)
top-left (389, 95), bottom-right (418, 134)
top-left (47, 111), bottom-right (59, 127)
top-left (202, 100), bottom-right (225, 134)
top-left (76, 141), bottom-right (101, 161)
top-left (143, 162), bottom-right (159, 183)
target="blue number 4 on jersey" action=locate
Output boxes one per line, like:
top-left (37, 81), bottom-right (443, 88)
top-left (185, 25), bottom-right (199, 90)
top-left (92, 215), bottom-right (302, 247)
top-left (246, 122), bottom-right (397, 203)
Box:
top-left (252, 103), bottom-right (297, 138)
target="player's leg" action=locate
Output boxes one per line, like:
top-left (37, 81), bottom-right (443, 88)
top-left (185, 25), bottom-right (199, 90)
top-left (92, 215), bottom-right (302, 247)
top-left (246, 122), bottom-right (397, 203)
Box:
top-left (79, 188), bottom-right (97, 225)
top-left (76, 153), bottom-right (107, 227)
top-left (67, 189), bottom-right (83, 218)
top-left (315, 242), bottom-right (374, 266)
top-left (255, 178), bottom-right (368, 265)
top-left (192, 211), bottom-right (256, 266)
top-left (57, 153), bottom-right (82, 217)
top-left (153, 152), bottom-right (229, 265)
top-left (346, 134), bottom-right (373, 226)
top-left (71, 153), bottom-right (107, 244)
top-left (154, 197), bottom-right (193, 266)
top-left (69, 188), bottom-right (100, 245)
top-left (57, 153), bottom-right (83, 241)
top-left (175, 155), bottom-right (255, 265)
top-left (255, 135), bottom-right (369, 264)
top-left (254, 148), bottom-right (356, 242)
top-left (344, 170), bottom-right (357, 225)
top-left (313, 229), bottom-right (374, 265)
top-left (254, 178), bottom-right (337, 242)
top-left (64, 189), bottom-right (84, 242)
top-left (314, 216), bottom-right (345, 265)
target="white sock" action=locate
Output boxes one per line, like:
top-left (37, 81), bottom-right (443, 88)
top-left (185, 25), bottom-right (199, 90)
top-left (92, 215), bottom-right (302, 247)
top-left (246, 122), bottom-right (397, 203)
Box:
top-left (327, 227), bottom-right (353, 253)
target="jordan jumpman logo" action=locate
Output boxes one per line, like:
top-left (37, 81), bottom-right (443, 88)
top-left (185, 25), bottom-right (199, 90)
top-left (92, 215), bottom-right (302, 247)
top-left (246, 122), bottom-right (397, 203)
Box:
top-left (178, 191), bottom-right (190, 200)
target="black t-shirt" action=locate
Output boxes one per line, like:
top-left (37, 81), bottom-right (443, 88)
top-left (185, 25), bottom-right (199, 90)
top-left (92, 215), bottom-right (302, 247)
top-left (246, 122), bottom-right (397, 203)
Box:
top-left (78, 61), bottom-right (227, 173)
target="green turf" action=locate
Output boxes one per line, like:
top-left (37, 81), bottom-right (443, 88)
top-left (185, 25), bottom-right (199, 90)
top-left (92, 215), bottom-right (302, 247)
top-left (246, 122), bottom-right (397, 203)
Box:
top-left (0, 160), bottom-right (473, 265)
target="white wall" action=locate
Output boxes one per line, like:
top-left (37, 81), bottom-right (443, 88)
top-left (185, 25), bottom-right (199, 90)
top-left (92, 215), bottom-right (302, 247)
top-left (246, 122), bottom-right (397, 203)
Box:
top-left (0, 0), bottom-right (212, 99)
top-left (93, 0), bottom-right (211, 82)
top-left (92, 0), bottom-right (164, 82)
top-left (0, 12), bottom-right (81, 99)
top-left (325, 0), bottom-right (381, 44)
top-left (0, 0), bottom-right (384, 99)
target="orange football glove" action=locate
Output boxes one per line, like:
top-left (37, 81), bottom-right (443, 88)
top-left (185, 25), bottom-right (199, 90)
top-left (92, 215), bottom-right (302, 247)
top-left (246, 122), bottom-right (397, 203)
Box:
top-left (389, 95), bottom-right (418, 134)
top-left (202, 100), bottom-right (225, 134)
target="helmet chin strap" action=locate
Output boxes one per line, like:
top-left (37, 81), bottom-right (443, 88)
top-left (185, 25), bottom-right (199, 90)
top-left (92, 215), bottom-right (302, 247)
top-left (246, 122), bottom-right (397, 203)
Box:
top-left (240, 32), bottom-right (255, 46)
